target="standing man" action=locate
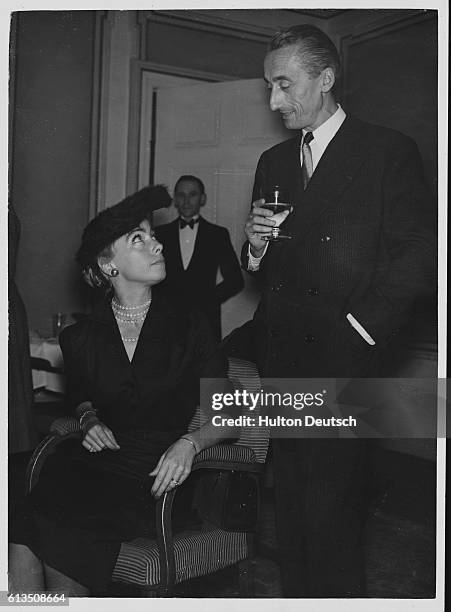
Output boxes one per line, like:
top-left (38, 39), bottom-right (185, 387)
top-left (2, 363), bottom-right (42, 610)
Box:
top-left (242, 25), bottom-right (436, 596)
top-left (156, 175), bottom-right (243, 341)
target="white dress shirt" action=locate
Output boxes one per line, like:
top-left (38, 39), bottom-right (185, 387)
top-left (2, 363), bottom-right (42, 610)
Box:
top-left (300, 104), bottom-right (346, 172)
top-left (179, 215), bottom-right (200, 270)
top-left (247, 105), bottom-right (376, 345)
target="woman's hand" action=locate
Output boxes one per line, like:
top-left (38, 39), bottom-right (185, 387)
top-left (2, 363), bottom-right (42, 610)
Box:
top-left (82, 422), bottom-right (120, 453)
top-left (149, 438), bottom-right (197, 498)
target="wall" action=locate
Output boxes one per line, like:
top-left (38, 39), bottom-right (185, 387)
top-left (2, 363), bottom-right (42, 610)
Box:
top-left (10, 11), bottom-right (96, 336)
top-left (330, 10), bottom-right (437, 199)
top-left (98, 10), bottom-right (318, 210)
top-left (145, 20), bottom-right (268, 79)
top-left (143, 9), bottom-right (325, 80)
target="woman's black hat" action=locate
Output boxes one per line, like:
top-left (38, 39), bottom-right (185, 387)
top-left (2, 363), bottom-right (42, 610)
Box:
top-left (76, 185), bottom-right (171, 270)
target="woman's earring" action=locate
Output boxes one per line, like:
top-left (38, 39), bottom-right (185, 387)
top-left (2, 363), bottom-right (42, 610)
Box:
top-left (110, 268), bottom-right (119, 277)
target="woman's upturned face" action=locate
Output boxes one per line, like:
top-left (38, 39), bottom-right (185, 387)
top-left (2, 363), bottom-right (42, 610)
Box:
top-left (107, 219), bottom-right (166, 286)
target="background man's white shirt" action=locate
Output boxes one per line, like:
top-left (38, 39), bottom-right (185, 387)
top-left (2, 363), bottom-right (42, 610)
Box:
top-left (179, 215), bottom-right (200, 270)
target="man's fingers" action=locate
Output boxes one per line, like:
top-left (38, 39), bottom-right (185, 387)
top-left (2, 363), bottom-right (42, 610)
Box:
top-left (252, 205), bottom-right (273, 217)
top-left (250, 223), bottom-right (275, 234)
top-left (250, 214), bottom-right (276, 227)
top-left (252, 198), bottom-right (266, 208)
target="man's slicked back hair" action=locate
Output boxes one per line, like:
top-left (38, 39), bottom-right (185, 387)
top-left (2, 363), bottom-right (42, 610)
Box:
top-left (268, 24), bottom-right (341, 78)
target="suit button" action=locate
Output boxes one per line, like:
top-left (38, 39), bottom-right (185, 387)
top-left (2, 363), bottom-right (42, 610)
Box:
top-left (271, 283), bottom-right (282, 292)
top-left (306, 287), bottom-right (319, 296)
top-left (320, 235), bottom-right (331, 243)
top-left (304, 334), bottom-right (315, 343)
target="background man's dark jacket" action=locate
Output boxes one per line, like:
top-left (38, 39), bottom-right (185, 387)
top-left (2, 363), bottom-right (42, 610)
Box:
top-left (156, 217), bottom-right (244, 340)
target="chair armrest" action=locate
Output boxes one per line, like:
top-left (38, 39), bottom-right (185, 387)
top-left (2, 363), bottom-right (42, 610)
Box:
top-left (153, 442), bottom-right (263, 590)
top-left (50, 416), bottom-right (81, 436)
top-left (192, 442), bottom-right (264, 474)
top-left (25, 418), bottom-right (82, 493)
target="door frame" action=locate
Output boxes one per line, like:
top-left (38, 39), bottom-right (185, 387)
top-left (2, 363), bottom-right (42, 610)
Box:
top-left (126, 59), bottom-right (235, 194)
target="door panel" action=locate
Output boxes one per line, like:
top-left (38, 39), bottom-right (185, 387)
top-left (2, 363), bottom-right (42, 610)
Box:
top-left (137, 71), bottom-right (206, 190)
top-left (154, 78), bottom-right (291, 337)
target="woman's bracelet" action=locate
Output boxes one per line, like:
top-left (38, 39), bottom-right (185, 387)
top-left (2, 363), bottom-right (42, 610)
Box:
top-left (79, 410), bottom-right (96, 426)
top-left (76, 401), bottom-right (95, 419)
top-left (79, 407), bottom-right (100, 435)
top-left (180, 436), bottom-right (200, 454)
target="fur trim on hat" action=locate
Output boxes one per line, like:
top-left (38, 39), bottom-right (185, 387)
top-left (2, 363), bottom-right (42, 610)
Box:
top-left (76, 185), bottom-right (171, 271)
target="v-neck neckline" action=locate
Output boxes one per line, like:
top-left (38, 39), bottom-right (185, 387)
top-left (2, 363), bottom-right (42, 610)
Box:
top-left (90, 290), bottom-right (173, 367)
top-left (111, 303), bottom-right (150, 366)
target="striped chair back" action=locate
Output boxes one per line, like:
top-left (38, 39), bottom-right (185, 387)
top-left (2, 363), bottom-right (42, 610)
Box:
top-left (188, 357), bottom-right (269, 463)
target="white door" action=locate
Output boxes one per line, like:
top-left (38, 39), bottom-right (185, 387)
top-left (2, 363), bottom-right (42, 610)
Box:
top-left (137, 72), bottom-right (207, 190)
top-left (154, 79), bottom-right (290, 337)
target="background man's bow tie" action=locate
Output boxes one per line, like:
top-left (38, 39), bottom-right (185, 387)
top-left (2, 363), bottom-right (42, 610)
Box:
top-left (179, 218), bottom-right (199, 229)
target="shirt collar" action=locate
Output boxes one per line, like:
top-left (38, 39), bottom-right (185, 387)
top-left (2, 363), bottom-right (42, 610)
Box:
top-left (302, 104), bottom-right (346, 151)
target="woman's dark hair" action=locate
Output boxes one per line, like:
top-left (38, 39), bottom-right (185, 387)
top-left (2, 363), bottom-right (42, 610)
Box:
top-left (77, 185), bottom-right (171, 293)
top-left (80, 244), bottom-right (115, 293)
top-left (268, 24), bottom-right (341, 79)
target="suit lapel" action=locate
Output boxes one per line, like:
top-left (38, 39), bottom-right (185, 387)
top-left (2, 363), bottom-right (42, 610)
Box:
top-left (287, 116), bottom-right (368, 241)
top-left (166, 219), bottom-right (185, 275)
top-left (186, 217), bottom-right (207, 272)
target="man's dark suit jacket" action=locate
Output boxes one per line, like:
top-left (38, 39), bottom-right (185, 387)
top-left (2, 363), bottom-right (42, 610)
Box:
top-left (241, 115), bottom-right (436, 379)
top-left (156, 217), bottom-right (244, 340)
top-left (236, 114), bottom-right (436, 597)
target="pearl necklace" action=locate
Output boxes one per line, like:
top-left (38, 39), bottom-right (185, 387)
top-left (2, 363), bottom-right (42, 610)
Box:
top-left (112, 297), bottom-right (152, 311)
top-left (112, 299), bottom-right (150, 320)
top-left (112, 297), bottom-right (151, 342)
top-left (113, 313), bottom-right (147, 324)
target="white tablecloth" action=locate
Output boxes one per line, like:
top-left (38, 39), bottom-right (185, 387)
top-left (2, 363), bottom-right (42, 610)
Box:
top-left (29, 336), bottom-right (65, 393)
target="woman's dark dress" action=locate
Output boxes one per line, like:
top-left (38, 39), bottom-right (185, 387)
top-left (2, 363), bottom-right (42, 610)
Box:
top-left (10, 290), bottom-right (226, 592)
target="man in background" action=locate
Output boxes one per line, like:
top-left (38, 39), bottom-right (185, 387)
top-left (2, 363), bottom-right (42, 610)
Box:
top-left (156, 175), bottom-right (243, 341)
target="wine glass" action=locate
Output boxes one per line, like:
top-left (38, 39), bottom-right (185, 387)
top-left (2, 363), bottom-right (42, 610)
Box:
top-left (261, 185), bottom-right (293, 241)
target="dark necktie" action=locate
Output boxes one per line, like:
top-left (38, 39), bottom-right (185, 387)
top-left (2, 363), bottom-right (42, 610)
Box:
top-left (301, 131), bottom-right (314, 190)
top-left (179, 217), bottom-right (199, 229)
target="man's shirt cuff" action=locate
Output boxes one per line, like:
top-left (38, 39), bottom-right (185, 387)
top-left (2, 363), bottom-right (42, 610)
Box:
top-left (346, 313), bottom-right (376, 345)
top-left (247, 243), bottom-right (269, 271)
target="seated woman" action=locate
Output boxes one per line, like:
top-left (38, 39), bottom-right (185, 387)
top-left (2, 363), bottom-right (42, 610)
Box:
top-left (9, 186), bottom-right (235, 596)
